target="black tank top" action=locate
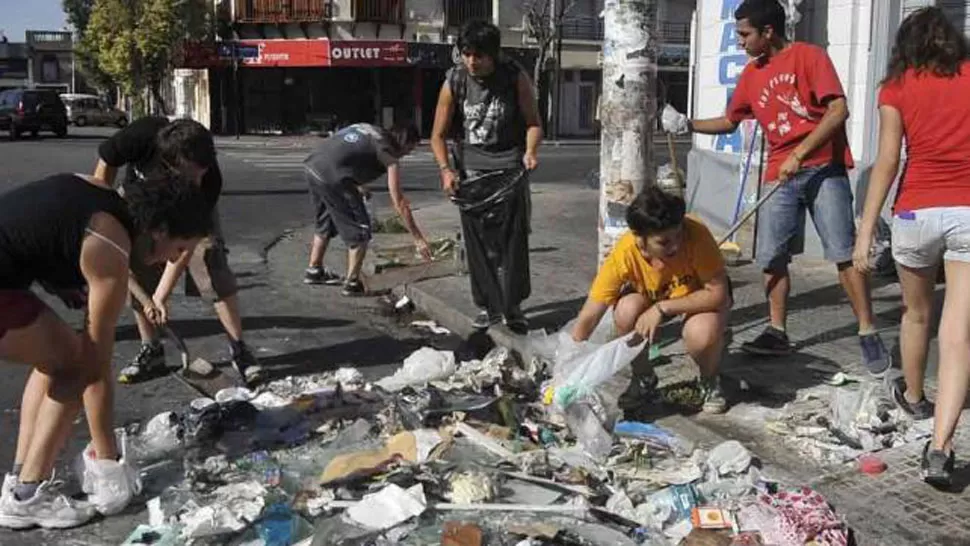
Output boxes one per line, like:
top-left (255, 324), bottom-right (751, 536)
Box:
top-left (0, 174), bottom-right (135, 290)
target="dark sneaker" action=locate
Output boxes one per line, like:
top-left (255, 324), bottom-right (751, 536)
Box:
top-left (230, 340), bottom-right (264, 386)
top-left (859, 332), bottom-right (890, 377)
top-left (504, 308), bottom-right (529, 335)
top-left (740, 326), bottom-right (792, 356)
top-left (890, 376), bottom-right (934, 420)
top-left (304, 267), bottom-right (342, 286)
top-left (472, 309), bottom-right (501, 330)
top-left (700, 375), bottom-right (728, 414)
top-left (921, 442), bottom-right (955, 490)
top-left (117, 342), bottom-right (166, 384)
top-left (341, 279), bottom-right (366, 297)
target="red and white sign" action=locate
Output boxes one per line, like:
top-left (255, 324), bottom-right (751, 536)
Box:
top-left (239, 39), bottom-right (330, 67)
top-left (328, 41), bottom-right (408, 66)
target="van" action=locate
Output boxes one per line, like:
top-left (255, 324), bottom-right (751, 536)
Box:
top-left (60, 94), bottom-right (128, 128)
top-left (0, 89), bottom-right (69, 139)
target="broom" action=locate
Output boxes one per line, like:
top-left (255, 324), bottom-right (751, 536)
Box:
top-left (720, 125), bottom-right (761, 259)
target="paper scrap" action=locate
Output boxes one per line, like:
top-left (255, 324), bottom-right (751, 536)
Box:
top-left (346, 484), bottom-right (427, 530)
top-left (147, 496), bottom-right (164, 527)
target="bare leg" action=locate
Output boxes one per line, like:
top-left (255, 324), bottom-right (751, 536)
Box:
top-left (133, 307), bottom-right (157, 343)
top-left (0, 309), bottom-right (84, 482)
top-left (838, 261), bottom-right (875, 332)
top-left (309, 233), bottom-right (330, 269)
top-left (82, 376), bottom-right (117, 461)
top-left (896, 263), bottom-right (937, 403)
top-left (214, 294), bottom-right (244, 342)
top-left (613, 293), bottom-right (650, 336)
top-left (932, 260), bottom-right (970, 453)
top-left (346, 244), bottom-right (368, 281)
top-left (14, 371), bottom-right (49, 469)
top-left (765, 268), bottom-right (790, 330)
top-left (682, 307), bottom-right (730, 378)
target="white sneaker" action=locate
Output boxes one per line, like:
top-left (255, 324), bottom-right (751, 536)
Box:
top-left (1, 474), bottom-right (17, 504)
top-left (0, 481), bottom-right (96, 529)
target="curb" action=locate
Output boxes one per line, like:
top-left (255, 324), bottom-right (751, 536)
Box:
top-left (391, 282), bottom-right (532, 357)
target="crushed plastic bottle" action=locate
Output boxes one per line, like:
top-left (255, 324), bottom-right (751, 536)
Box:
top-left (564, 399), bottom-right (613, 460)
top-left (258, 502), bottom-right (294, 546)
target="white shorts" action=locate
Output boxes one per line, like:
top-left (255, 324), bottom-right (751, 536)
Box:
top-left (891, 207), bottom-right (970, 269)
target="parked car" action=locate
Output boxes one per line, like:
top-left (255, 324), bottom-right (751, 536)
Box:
top-left (60, 94), bottom-right (128, 128)
top-left (0, 88), bottom-right (69, 139)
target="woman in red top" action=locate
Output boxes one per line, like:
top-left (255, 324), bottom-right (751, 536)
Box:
top-left (854, 7), bottom-right (970, 489)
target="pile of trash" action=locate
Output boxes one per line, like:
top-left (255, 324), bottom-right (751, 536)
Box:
top-left (116, 316), bottom-right (853, 545)
top-left (763, 376), bottom-right (931, 467)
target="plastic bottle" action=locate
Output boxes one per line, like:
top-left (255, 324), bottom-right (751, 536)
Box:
top-left (564, 399), bottom-right (613, 460)
top-left (258, 502), bottom-right (294, 546)
top-left (454, 231), bottom-right (467, 275)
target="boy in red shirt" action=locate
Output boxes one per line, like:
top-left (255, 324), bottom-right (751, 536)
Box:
top-left (665, 0), bottom-right (888, 375)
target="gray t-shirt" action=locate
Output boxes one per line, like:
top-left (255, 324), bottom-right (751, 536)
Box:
top-left (448, 60), bottom-right (526, 170)
top-left (304, 123), bottom-right (400, 185)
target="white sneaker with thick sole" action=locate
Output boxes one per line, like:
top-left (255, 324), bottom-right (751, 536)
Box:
top-left (0, 481), bottom-right (96, 529)
top-left (0, 474), bottom-right (16, 504)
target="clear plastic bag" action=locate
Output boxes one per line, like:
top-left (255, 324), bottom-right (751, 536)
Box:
top-left (553, 333), bottom-right (647, 409)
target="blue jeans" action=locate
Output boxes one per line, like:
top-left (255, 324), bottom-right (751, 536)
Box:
top-left (756, 164), bottom-right (856, 271)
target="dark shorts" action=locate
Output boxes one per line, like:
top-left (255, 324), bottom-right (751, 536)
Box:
top-left (306, 167), bottom-right (371, 247)
top-left (130, 207), bottom-right (238, 307)
top-left (0, 290), bottom-right (46, 341)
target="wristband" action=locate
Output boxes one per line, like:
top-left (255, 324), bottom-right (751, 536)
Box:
top-left (655, 302), bottom-right (670, 319)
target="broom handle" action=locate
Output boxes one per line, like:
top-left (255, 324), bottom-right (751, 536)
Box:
top-left (717, 181), bottom-right (783, 246)
top-left (751, 132), bottom-right (767, 259)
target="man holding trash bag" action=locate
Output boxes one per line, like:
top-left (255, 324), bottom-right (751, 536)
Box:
top-left (571, 185), bottom-right (732, 414)
top-left (430, 20), bottom-right (543, 334)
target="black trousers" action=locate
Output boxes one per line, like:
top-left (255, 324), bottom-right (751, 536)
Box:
top-left (458, 171), bottom-right (531, 316)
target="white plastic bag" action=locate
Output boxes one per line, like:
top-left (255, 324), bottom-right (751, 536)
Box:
top-left (554, 333), bottom-right (647, 409)
top-left (76, 430), bottom-right (143, 516)
top-left (376, 347), bottom-right (457, 392)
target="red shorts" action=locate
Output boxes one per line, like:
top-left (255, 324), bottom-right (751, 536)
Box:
top-left (0, 290), bottom-right (46, 341)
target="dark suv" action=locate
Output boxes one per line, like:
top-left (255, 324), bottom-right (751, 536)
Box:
top-left (0, 89), bottom-right (69, 140)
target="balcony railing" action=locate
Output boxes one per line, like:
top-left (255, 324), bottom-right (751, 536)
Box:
top-left (352, 0), bottom-right (404, 24)
top-left (233, 0), bottom-right (331, 23)
top-left (559, 18), bottom-right (689, 44)
top-left (560, 15), bottom-right (604, 41)
top-left (658, 21), bottom-right (690, 44)
top-left (445, 0), bottom-right (492, 28)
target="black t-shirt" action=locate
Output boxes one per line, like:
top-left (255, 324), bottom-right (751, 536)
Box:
top-left (448, 60), bottom-right (526, 170)
top-left (0, 174), bottom-right (135, 290)
top-left (98, 116), bottom-right (222, 209)
top-left (304, 123), bottom-right (400, 185)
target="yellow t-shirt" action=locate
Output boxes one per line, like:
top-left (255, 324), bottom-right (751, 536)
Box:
top-left (589, 216), bottom-right (725, 306)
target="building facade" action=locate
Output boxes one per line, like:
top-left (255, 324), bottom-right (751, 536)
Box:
top-left (26, 31), bottom-right (76, 94)
top-left (177, 0), bottom-right (694, 136)
top-left (0, 42), bottom-right (30, 92)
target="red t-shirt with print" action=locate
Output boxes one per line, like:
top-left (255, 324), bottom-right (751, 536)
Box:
top-left (726, 42), bottom-right (854, 182)
top-left (879, 62), bottom-right (970, 212)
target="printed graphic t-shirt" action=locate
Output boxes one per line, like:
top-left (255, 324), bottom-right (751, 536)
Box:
top-left (726, 42), bottom-right (854, 182)
top-left (588, 217), bottom-right (726, 306)
top-left (879, 62), bottom-right (970, 211)
top-left (304, 123), bottom-right (400, 185)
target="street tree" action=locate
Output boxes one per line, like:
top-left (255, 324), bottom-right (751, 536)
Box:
top-left (523, 0), bottom-right (575, 131)
top-left (63, 0), bottom-right (115, 92)
top-left (84, 0), bottom-right (211, 116)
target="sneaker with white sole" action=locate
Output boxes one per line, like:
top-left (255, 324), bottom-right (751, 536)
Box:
top-left (0, 480), bottom-right (96, 529)
top-left (1, 474), bottom-right (16, 504)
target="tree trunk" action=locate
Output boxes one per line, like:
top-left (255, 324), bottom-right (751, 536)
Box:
top-left (150, 79), bottom-right (170, 117)
top-left (598, 0), bottom-right (657, 265)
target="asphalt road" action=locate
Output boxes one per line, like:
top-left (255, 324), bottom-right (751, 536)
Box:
top-left (0, 125), bottom-right (688, 543)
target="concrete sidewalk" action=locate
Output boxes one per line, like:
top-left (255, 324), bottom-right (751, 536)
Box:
top-left (357, 180), bottom-right (970, 545)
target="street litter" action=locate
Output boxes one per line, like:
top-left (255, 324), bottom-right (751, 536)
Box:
top-left (102, 312), bottom-right (860, 546)
top-left (411, 320), bottom-right (452, 335)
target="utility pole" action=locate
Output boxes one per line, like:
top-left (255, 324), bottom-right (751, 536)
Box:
top-left (598, 0), bottom-right (657, 264)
